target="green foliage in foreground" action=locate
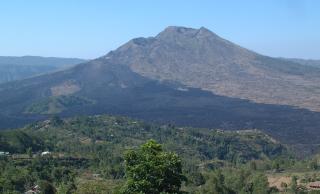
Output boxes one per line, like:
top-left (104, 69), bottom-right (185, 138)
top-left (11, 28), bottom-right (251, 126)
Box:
top-left (120, 140), bottom-right (185, 194)
top-left (198, 170), bottom-right (271, 194)
top-left (0, 157), bottom-right (77, 193)
top-left (1, 115), bottom-right (320, 193)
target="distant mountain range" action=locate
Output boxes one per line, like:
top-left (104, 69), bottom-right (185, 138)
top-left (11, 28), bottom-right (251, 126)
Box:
top-left (0, 56), bottom-right (86, 83)
top-left (281, 58), bottom-right (320, 68)
top-left (1, 26), bottom-right (320, 154)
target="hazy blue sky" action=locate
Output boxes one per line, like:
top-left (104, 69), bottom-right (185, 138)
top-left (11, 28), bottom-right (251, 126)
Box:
top-left (0, 0), bottom-right (319, 59)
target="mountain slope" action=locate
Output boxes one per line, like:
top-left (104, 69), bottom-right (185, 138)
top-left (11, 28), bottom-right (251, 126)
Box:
top-left (106, 26), bottom-right (320, 111)
top-left (1, 27), bottom-right (320, 154)
top-left (0, 56), bottom-right (86, 83)
top-left (0, 54), bottom-right (320, 154)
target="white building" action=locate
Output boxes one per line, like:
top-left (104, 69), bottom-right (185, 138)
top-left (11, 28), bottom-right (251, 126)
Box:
top-left (41, 151), bottom-right (51, 156)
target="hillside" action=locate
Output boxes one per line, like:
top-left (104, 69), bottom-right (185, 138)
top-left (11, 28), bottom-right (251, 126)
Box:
top-left (1, 115), bottom-right (306, 194)
top-left (0, 115), bottom-right (288, 164)
top-left (4, 115), bottom-right (320, 194)
top-left (1, 27), bottom-right (320, 154)
top-left (0, 56), bottom-right (86, 83)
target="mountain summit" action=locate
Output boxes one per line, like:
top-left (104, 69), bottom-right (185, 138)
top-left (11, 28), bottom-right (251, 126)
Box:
top-left (1, 26), bottom-right (320, 154)
top-left (107, 26), bottom-right (254, 70)
top-left (103, 26), bottom-right (320, 112)
top-left (156, 26), bottom-right (219, 40)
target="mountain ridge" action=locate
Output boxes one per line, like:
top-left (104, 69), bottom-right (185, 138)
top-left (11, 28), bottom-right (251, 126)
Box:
top-left (0, 56), bottom-right (87, 83)
top-left (103, 26), bottom-right (320, 111)
top-left (281, 58), bottom-right (320, 68)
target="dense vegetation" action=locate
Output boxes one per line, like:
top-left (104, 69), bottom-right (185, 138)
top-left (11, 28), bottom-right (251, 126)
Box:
top-left (1, 115), bottom-right (287, 163)
top-left (1, 115), bottom-right (320, 193)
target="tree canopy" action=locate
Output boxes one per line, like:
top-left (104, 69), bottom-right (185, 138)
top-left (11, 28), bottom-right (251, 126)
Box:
top-left (120, 140), bottom-right (185, 194)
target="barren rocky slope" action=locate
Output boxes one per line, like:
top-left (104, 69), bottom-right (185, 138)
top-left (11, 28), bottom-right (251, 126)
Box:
top-left (106, 26), bottom-right (320, 111)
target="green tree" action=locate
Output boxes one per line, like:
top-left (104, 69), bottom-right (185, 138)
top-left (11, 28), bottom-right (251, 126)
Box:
top-left (39, 180), bottom-right (56, 194)
top-left (50, 115), bottom-right (64, 126)
top-left (26, 147), bottom-right (32, 158)
top-left (252, 174), bottom-right (269, 194)
top-left (224, 169), bottom-right (248, 193)
top-left (290, 176), bottom-right (298, 194)
top-left (56, 182), bottom-right (76, 194)
top-left (280, 182), bottom-right (288, 192)
top-left (250, 161), bottom-right (257, 171)
top-left (120, 140), bottom-right (185, 194)
top-left (190, 172), bottom-right (205, 186)
top-left (272, 161), bottom-right (281, 172)
top-left (199, 170), bottom-right (235, 194)
top-left (76, 181), bottom-right (113, 194)
top-left (309, 159), bottom-right (318, 170)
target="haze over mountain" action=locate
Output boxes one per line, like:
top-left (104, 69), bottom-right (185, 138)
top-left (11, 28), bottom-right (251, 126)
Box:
top-left (281, 58), bottom-right (320, 68)
top-left (0, 56), bottom-right (86, 83)
top-left (1, 26), bottom-right (320, 154)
